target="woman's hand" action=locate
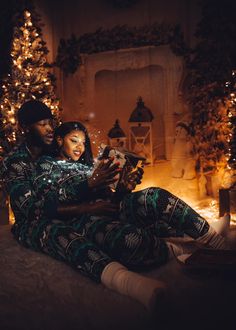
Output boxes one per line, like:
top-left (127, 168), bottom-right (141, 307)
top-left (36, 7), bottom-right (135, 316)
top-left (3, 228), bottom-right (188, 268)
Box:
top-left (88, 158), bottom-right (121, 190)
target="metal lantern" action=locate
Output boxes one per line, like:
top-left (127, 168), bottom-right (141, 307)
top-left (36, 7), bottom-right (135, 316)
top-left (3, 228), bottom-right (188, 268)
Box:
top-left (128, 97), bottom-right (154, 165)
top-left (107, 119), bottom-right (127, 148)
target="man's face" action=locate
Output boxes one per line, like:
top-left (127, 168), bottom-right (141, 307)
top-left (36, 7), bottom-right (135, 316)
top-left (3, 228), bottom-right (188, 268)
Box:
top-left (29, 119), bottom-right (54, 146)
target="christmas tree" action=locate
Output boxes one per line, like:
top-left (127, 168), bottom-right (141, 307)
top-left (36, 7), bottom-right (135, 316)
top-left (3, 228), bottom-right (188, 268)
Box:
top-left (0, 9), bottom-right (61, 155)
top-left (186, 0), bottom-right (236, 183)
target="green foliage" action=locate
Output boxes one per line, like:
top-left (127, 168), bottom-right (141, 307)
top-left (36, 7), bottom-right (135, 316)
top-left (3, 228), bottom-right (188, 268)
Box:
top-left (187, 0), bottom-right (236, 173)
top-left (55, 23), bottom-right (188, 75)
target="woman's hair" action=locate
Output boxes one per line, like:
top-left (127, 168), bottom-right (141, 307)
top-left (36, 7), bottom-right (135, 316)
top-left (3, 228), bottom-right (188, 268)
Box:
top-left (54, 121), bottom-right (94, 166)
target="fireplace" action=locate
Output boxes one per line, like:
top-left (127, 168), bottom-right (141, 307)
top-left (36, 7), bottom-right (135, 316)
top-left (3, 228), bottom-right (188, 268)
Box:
top-left (71, 45), bottom-right (185, 161)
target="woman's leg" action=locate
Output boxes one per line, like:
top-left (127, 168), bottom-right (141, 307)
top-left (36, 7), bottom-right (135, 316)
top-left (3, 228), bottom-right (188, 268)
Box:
top-left (119, 187), bottom-right (208, 237)
top-left (119, 187), bottom-right (226, 249)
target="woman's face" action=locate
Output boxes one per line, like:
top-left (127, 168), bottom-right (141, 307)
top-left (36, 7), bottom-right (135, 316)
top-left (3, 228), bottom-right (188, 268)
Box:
top-left (57, 130), bottom-right (86, 161)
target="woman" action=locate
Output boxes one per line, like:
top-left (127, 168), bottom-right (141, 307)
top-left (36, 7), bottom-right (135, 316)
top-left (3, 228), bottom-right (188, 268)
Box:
top-left (32, 121), bottom-right (227, 310)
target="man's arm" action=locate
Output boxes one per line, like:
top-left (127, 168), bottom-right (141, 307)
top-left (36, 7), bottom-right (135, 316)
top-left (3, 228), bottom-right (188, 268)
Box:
top-left (0, 153), bottom-right (52, 221)
top-left (33, 157), bottom-right (120, 206)
top-left (116, 166), bottom-right (144, 195)
top-left (57, 200), bottom-right (119, 219)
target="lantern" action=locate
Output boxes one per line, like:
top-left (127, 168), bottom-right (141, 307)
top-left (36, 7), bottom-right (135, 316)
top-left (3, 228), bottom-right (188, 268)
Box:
top-left (107, 119), bottom-right (127, 148)
top-left (128, 97), bottom-right (154, 165)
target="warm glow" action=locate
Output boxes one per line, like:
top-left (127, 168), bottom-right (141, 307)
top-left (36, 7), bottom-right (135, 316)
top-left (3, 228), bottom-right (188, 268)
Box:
top-left (8, 201), bottom-right (15, 225)
top-left (136, 162), bottom-right (236, 224)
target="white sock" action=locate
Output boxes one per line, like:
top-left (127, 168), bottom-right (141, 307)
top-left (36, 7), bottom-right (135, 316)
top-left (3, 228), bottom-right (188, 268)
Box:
top-left (196, 226), bottom-right (227, 249)
top-left (211, 213), bottom-right (231, 237)
top-left (101, 261), bottom-right (166, 311)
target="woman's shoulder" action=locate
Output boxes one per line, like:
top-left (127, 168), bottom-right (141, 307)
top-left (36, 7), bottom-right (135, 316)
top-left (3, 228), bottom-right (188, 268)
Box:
top-left (57, 160), bottom-right (93, 174)
top-left (37, 155), bottom-right (92, 171)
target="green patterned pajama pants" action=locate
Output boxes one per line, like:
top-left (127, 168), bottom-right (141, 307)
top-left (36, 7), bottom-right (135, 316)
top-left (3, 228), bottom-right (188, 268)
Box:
top-left (19, 187), bottom-right (210, 282)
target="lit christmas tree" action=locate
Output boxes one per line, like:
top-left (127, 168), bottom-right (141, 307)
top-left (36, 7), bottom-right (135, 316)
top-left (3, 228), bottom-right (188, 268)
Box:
top-left (0, 9), bottom-right (61, 154)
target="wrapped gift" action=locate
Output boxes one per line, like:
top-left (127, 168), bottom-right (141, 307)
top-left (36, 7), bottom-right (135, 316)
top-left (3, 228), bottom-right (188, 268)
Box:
top-left (97, 144), bottom-right (146, 191)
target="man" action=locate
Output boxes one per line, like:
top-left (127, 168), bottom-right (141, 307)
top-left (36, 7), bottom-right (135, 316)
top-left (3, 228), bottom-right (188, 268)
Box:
top-left (1, 100), bottom-right (55, 245)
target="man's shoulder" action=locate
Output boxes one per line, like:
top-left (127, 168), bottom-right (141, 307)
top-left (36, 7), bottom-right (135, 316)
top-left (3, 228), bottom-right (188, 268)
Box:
top-left (37, 155), bottom-right (57, 165)
top-left (2, 144), bottom-right (33, 171)
top-left (36, 155), bottom-right (60, 172)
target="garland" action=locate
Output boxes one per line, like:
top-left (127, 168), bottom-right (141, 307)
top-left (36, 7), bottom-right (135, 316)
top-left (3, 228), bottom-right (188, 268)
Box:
top-left (55, 23), bottom-right (188, 75)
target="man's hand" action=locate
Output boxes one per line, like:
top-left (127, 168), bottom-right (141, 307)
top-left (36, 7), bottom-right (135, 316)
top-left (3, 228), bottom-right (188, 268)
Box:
top-left (117, 166), bottom-right (144, 193)
top-left (125, 167), bottom-right (144, 190)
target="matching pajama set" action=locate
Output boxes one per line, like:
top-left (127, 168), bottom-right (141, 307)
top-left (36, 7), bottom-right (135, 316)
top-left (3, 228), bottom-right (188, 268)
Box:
top-left (1, 143), bottom-right (209, 282)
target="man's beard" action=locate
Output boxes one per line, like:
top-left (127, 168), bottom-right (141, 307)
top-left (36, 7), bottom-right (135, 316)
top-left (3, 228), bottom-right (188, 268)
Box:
top-left (26, 129), bottom-right (52, 151)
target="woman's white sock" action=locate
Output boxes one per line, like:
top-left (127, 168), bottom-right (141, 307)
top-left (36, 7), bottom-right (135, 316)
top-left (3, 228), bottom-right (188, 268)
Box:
top-left (196, 226), bottom-right (227, 249)
top-left (210, 213), bottom-right (231, 237)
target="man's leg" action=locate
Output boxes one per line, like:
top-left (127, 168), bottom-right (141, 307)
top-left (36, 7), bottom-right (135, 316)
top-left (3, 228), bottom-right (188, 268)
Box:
top-left (26, 218), bottom-right (167, 311)
top-left (28, 218), bottom-right (111, 281)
